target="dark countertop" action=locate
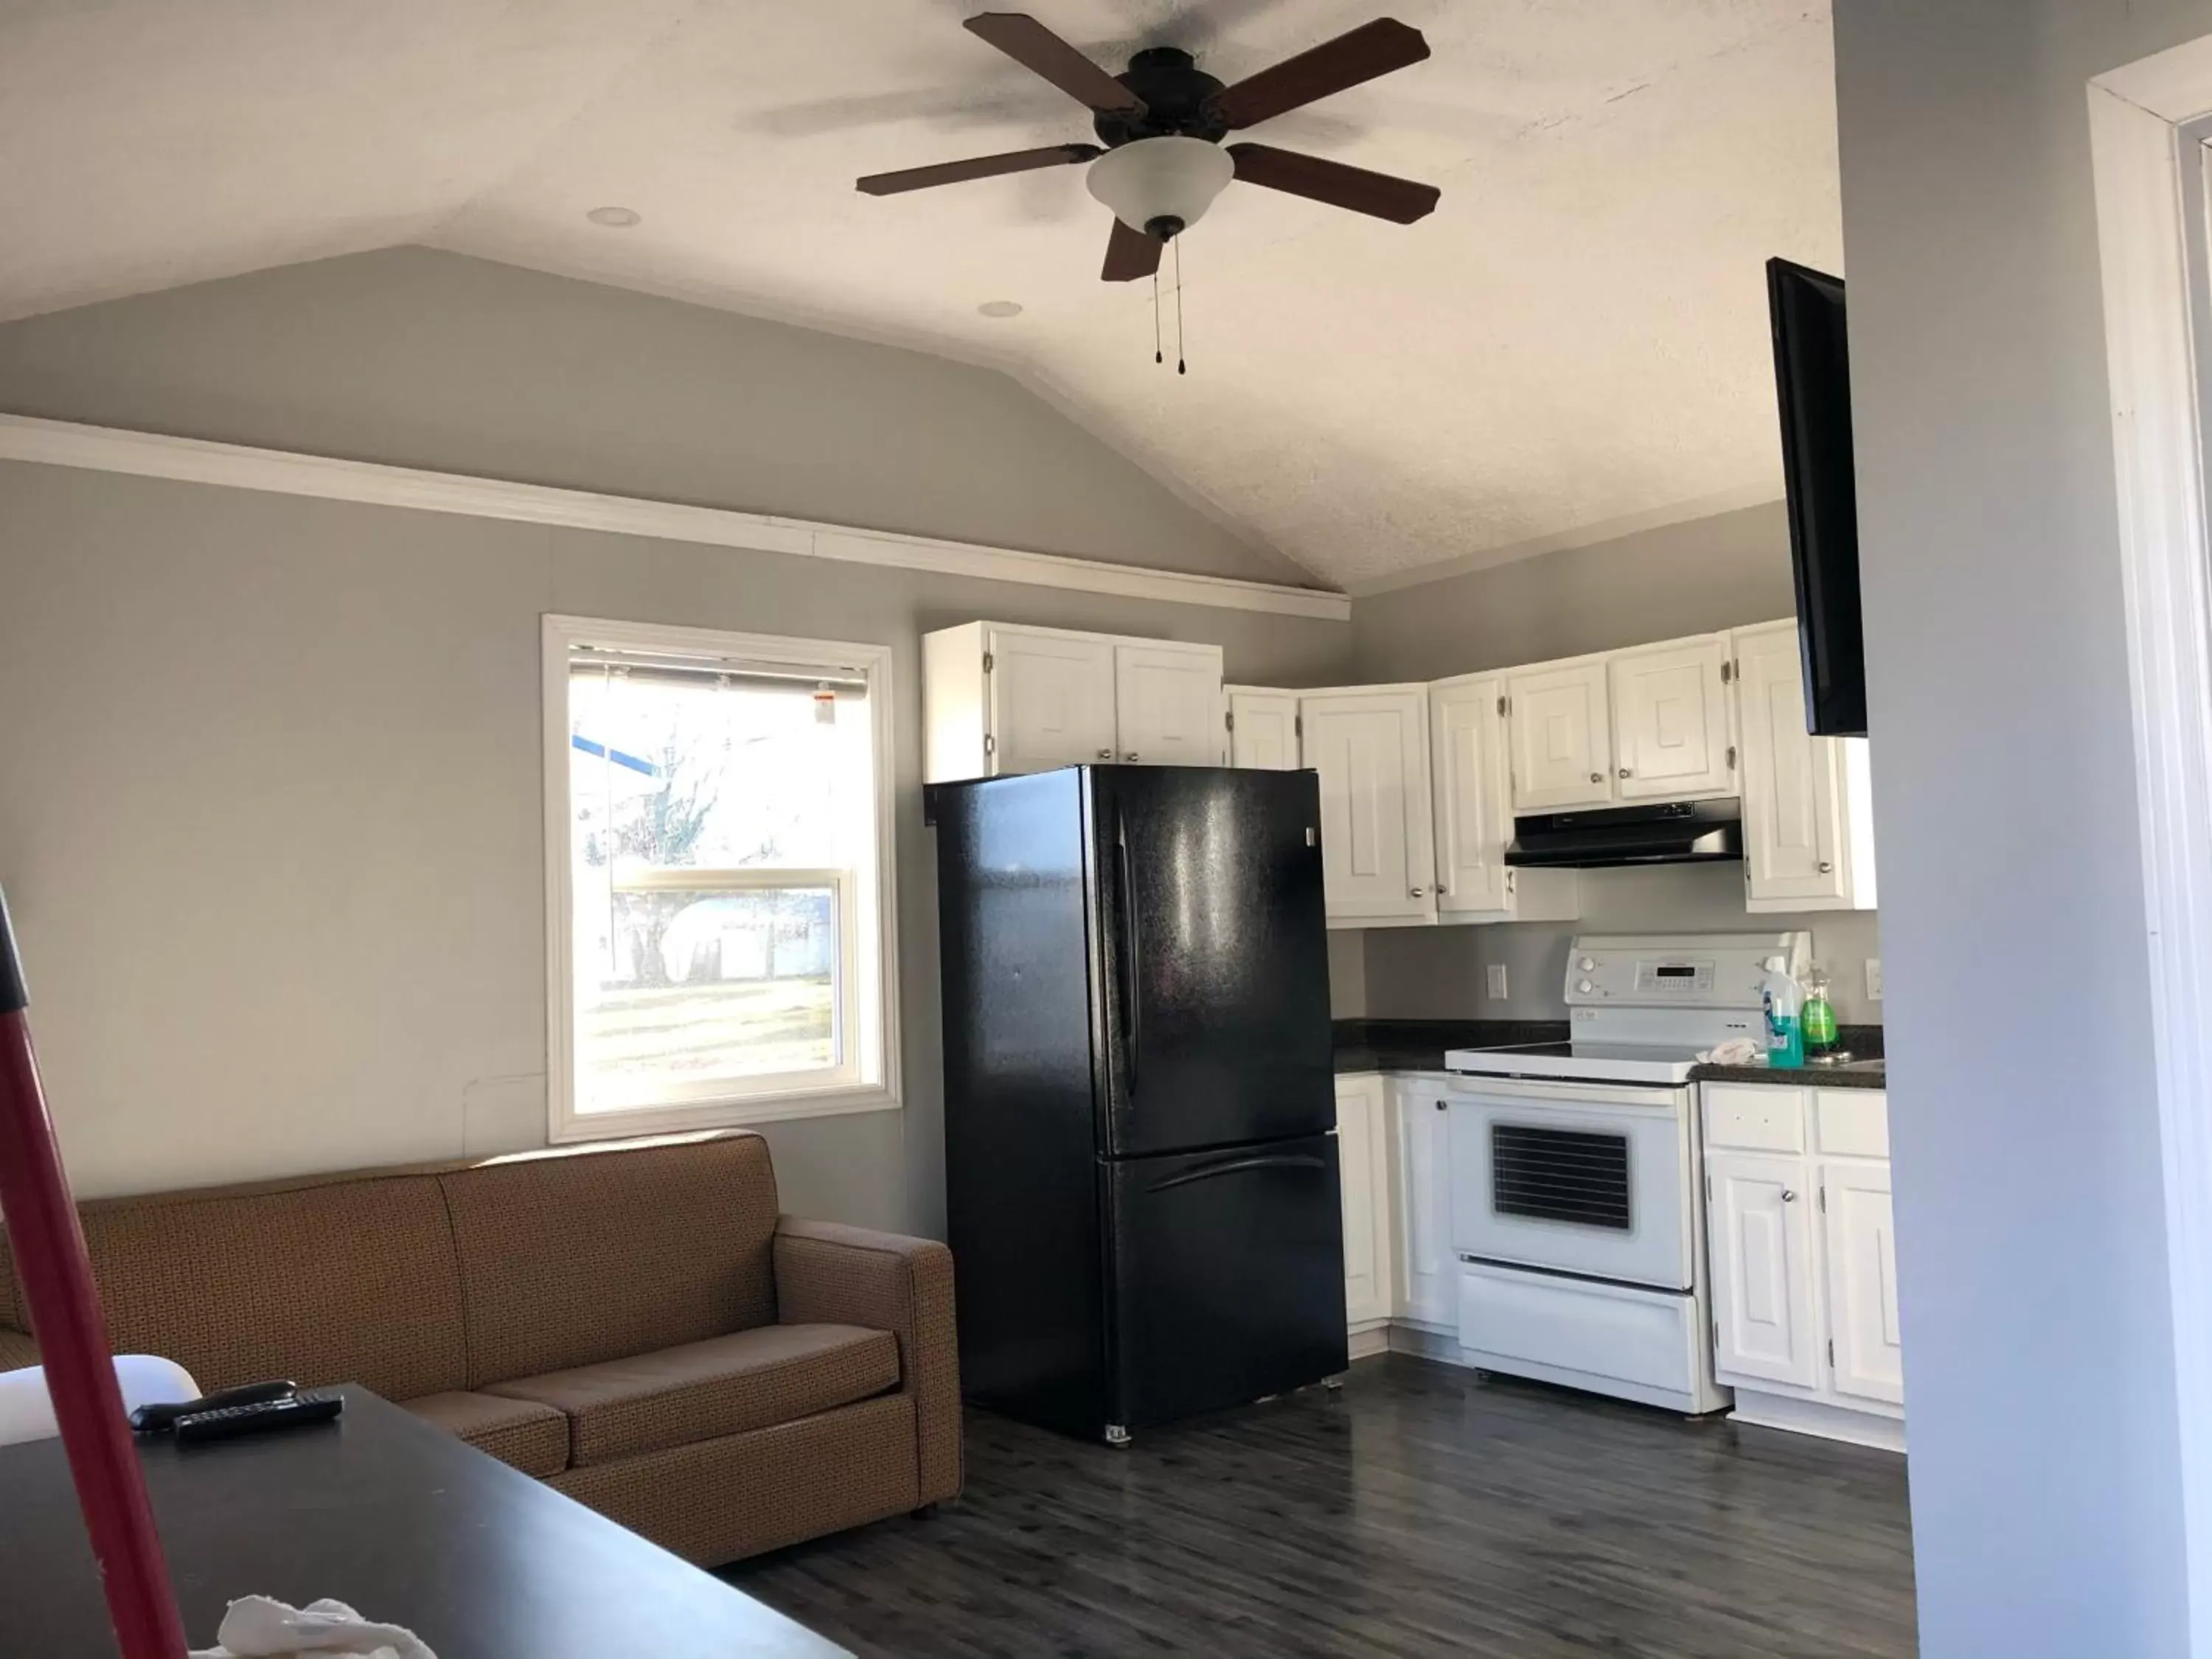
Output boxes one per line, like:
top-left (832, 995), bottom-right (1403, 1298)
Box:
top-left (1333, 1020), bottom-right (1886, 1088)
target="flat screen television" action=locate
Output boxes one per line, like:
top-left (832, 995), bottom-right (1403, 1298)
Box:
top-left (1767, 257), bottom-right (1867, 737)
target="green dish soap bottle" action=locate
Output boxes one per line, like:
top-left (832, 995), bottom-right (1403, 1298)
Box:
top-left (1761, 956), bottom-right (1805, 1069)
top-left (1801, 964), bottom-right (1840, 1059)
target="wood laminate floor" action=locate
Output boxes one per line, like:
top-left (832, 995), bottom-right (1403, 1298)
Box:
top-left (728, 1354), bottom-right (1916, 1659)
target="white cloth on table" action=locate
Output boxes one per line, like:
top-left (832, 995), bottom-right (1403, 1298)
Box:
top-left (188, 1597), bottom-right (436, 1659)
top-left (0, 1355), bottom-right (200, 1448)
top-left (1694, 1037), bottom-right (1765, 1066)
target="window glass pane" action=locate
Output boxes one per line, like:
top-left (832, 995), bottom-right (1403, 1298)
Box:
top-left (568, 663), bottom-right (874, 1112)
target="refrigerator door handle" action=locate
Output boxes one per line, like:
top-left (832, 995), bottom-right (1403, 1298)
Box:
top-left (1143, 1151), bottom-right (1331, 1193)
top-left (1116, 810), bottom-right (1141, 1108)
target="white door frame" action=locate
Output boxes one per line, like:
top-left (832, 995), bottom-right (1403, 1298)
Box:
top-left (2090, 36), bottom-right (2212, 1651)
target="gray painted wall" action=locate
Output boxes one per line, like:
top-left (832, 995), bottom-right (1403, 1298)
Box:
top-left (1351, 501), bottom-right (1796, 683)
top-left (1836, 3), bottom-right (2204, 1652)
top-left (0, 246), bottom-right (1310, 588)
top-left (1348, 498), bottom-right (1880, 1026)
top-left (0, 462), bottom-right (1349, 1231)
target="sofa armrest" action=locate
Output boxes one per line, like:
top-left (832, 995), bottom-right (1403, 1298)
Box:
top-left (772, 1218), bottom-right (960, 1505)
top-left (0, 1327), bottom-right (38, 1372)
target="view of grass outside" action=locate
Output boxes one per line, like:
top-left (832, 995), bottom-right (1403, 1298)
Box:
top-left (577, 975), bottom-right (835, 1111)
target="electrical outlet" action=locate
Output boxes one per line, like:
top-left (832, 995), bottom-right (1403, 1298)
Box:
top-left (1865, 959), bottom-right (1884, 1002)
top-left (1486, 964), bottom-right (1509, 1001)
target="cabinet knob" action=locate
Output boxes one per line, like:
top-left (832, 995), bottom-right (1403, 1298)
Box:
top-left (1782, 1189), bottom-right (1798, 1203)
top-left (1409, 886), bottom-right (1427, 899)
top-left (1590, 771), bottom-right (1603, 784)
top-left (1818, 860), bottom-right (1834, 874)
top-left (1618, 767), bottom-right (1632, 779)
top-left (1125, 751), bottom-right (1140, 762)
top-left (1096, 748), bottom-right (1113, 760)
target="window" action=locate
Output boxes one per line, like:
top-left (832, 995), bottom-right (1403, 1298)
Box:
top-left (543, 616), bottom-right (897, 1138)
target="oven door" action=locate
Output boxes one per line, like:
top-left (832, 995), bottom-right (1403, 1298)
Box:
top-left (1446, 1077), bottom-right (1693, 1291)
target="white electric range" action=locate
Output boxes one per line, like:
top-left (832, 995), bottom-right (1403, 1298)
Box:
top-left (1440, 932), bottom-right (1809, 1415)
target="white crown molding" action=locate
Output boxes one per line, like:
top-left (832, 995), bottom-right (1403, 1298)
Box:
top-left (0, 412), bottom-right (1351, 622)
top-left (1344, 482), bottom-right (1785, 597)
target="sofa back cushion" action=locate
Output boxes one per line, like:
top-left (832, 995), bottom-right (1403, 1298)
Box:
top-left (438, 1134), bottom-right (779, 1388)
top-left (1, 1172), bottom-right (468, 1401)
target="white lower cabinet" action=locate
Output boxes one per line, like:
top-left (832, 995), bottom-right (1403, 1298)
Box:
top-left (1702, 1082), bottom-right (1905, 1449)
top-left (1388, 1077), bottom-right (1457, 1329)
top-left (1336, 1073), bottom-right (1394, 1332)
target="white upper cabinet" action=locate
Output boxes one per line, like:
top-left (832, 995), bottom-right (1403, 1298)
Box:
top-left (1301, 686), bottom-right (1436, 926)
top-left (1607, 636), bottom-right (1734, 801)
top-left (1731, 621), bottom-right (1878, 912)
top-left (921, 622), bottom-right (1223, 782)
top-left (1506, 658), bottom-right (1614, 812)
top-left (1225, 686), bottom-right (1301, 770)
top-left (1113, 642), bottom-right (1225, 766)
top-left (1430, 676), bottom-right (1515, 917)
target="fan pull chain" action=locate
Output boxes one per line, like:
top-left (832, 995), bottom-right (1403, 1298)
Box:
top-left (1152, 263), bottom-right (1163, 365)
top-left (1175, 237), bottom-right (1186, 375)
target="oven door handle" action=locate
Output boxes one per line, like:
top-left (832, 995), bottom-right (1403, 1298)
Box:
top-left (1444, 1076), bottom-right (1687, 1110)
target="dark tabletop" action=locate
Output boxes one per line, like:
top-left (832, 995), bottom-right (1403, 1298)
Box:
top-left (0, 1384), bottom-right (850, 1659)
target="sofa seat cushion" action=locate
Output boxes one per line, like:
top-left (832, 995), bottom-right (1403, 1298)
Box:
top-left (403, 1391), bottom-right (569, 1478)
top-left (483, 1324), bottom-right (900, 1468)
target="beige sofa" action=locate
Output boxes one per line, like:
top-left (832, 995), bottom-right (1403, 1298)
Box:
top-left (0, 1131), bottom-right (961, 1565)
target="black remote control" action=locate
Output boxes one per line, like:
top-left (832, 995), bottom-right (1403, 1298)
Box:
top-left (173, 1389), bottom-right (344, 1446)
top-left (132, 1379), bottom-right (299, 1435)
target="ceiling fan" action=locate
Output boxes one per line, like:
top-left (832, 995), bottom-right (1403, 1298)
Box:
top-left (855, 13), bottom-right (1441, 282)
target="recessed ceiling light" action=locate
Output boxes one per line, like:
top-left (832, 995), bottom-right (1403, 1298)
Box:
top-left (977, 299), bottom-right (1023, 319)
top-left (586, 206), bottom-right (641, 229)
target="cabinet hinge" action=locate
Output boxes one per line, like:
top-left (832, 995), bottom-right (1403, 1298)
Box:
top-left (1818, 1186), bottom-right (1826, 1213)
top-left (1827, 1338), bottom-right (1836, 1368)
top-left (982, 650), bottom-right (994, 673)
top-left (1704, 1173), bottom-right (1712, 1201)
top-left (1727, 744), bottom-right (1738, 770)
top-left (1720, 660), bottom-right (1733, 685)
top-left (1497, 695), bottom-right (1508, 717)
top-left (1295, 714), bottom-right (1304, 738)
top-left (983, 733), bottom-right (995, 757)
top-left (1225, 709), bottom-right (1234, 732)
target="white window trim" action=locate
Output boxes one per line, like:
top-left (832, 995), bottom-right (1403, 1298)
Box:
top-left (542, 613), bottom-right (901, 1141)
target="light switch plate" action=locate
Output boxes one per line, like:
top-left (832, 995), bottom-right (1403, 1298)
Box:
top-left (1486, 964), bottom-right (1509, 1001)
top-left (1865, 959), bottom-right (1885, 1002)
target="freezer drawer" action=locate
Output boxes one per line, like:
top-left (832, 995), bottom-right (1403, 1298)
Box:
top-left (1106, 1134), bottom-right (1349, 1431)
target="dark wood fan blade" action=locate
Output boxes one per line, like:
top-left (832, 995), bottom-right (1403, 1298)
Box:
top-left (1211, 18), bottom-right (1429, 129)
top-left (1102, 217), bottom-right (1163, 282)
top-left (1228, 142), bottom-right (1439, 223)
top-left (856, 142), bottom-right (1101, 195)
top-left (964, 13), bottom-right (1146, 114)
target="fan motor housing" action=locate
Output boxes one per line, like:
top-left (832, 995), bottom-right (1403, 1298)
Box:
top-left (1094, 48), bottom-right (1228, 148)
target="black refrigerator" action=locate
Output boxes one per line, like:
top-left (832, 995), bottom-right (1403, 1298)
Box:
top-left (931, 764), bottom-right (1346, 1444)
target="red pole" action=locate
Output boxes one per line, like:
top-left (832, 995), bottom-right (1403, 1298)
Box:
top-left (0, 886), bottom-right (188, 1658)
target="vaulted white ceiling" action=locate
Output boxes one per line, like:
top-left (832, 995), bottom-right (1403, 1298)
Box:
top-left (0, 0), bottom-right (1840, 587)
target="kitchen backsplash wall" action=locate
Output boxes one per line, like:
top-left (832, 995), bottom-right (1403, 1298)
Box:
top-left (1326, 931), bottom-right (1369, 1018)
top-left (1358, 863), bottom-right (1883, 1024)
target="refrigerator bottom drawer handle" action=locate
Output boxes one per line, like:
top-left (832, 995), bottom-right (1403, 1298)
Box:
top-left (1143, 1152), bottom-right (1330, 1193)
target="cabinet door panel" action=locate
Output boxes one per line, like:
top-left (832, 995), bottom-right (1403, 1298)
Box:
top-left (1394, 1082), bottom-right (1456, 1327)
top-left (1432, 678), bottom-right (1513, 917)
top-left (1823, 1163), bottom-right (1906, 1406)
top-left (1609, 637), bottom-right (1733, 799)
top-left (1705, 1152), bottom-right (1820, 1390)
top-left (1508, 661), bottom-right (1613, 812)
top-left (1337, 1075), bottom-right (1392, 1327)
top-left (1228, 688), bottom-right (1301, 771)
top-left (987, 629), bottom-right (1117, 773)
top-left (1734, 624), bottom-right (1850, 905)
top-left (1114, 643), bottom-right (1222, 766)
top-left (1302, 689), bottom-right (1434, 922)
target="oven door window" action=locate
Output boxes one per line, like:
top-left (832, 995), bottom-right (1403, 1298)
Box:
top-left (1491, 1124), bottom-right (1632, 1231)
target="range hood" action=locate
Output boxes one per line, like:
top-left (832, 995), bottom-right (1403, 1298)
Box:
top-left (1506, 799), bottom-right (1744, 869)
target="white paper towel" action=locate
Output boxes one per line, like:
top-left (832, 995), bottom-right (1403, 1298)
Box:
top-left (189, 1597), bottom-right (436, 1659)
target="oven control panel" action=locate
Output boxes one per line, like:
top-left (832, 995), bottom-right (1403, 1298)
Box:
top-left (1562, 933), bottom-right (1811, 1009)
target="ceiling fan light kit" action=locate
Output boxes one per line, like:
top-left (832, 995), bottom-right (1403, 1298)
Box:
top-left (1086, 136), bottom-right (1234, 240)
top-left (854, 12), bottom-right (1441, 299)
